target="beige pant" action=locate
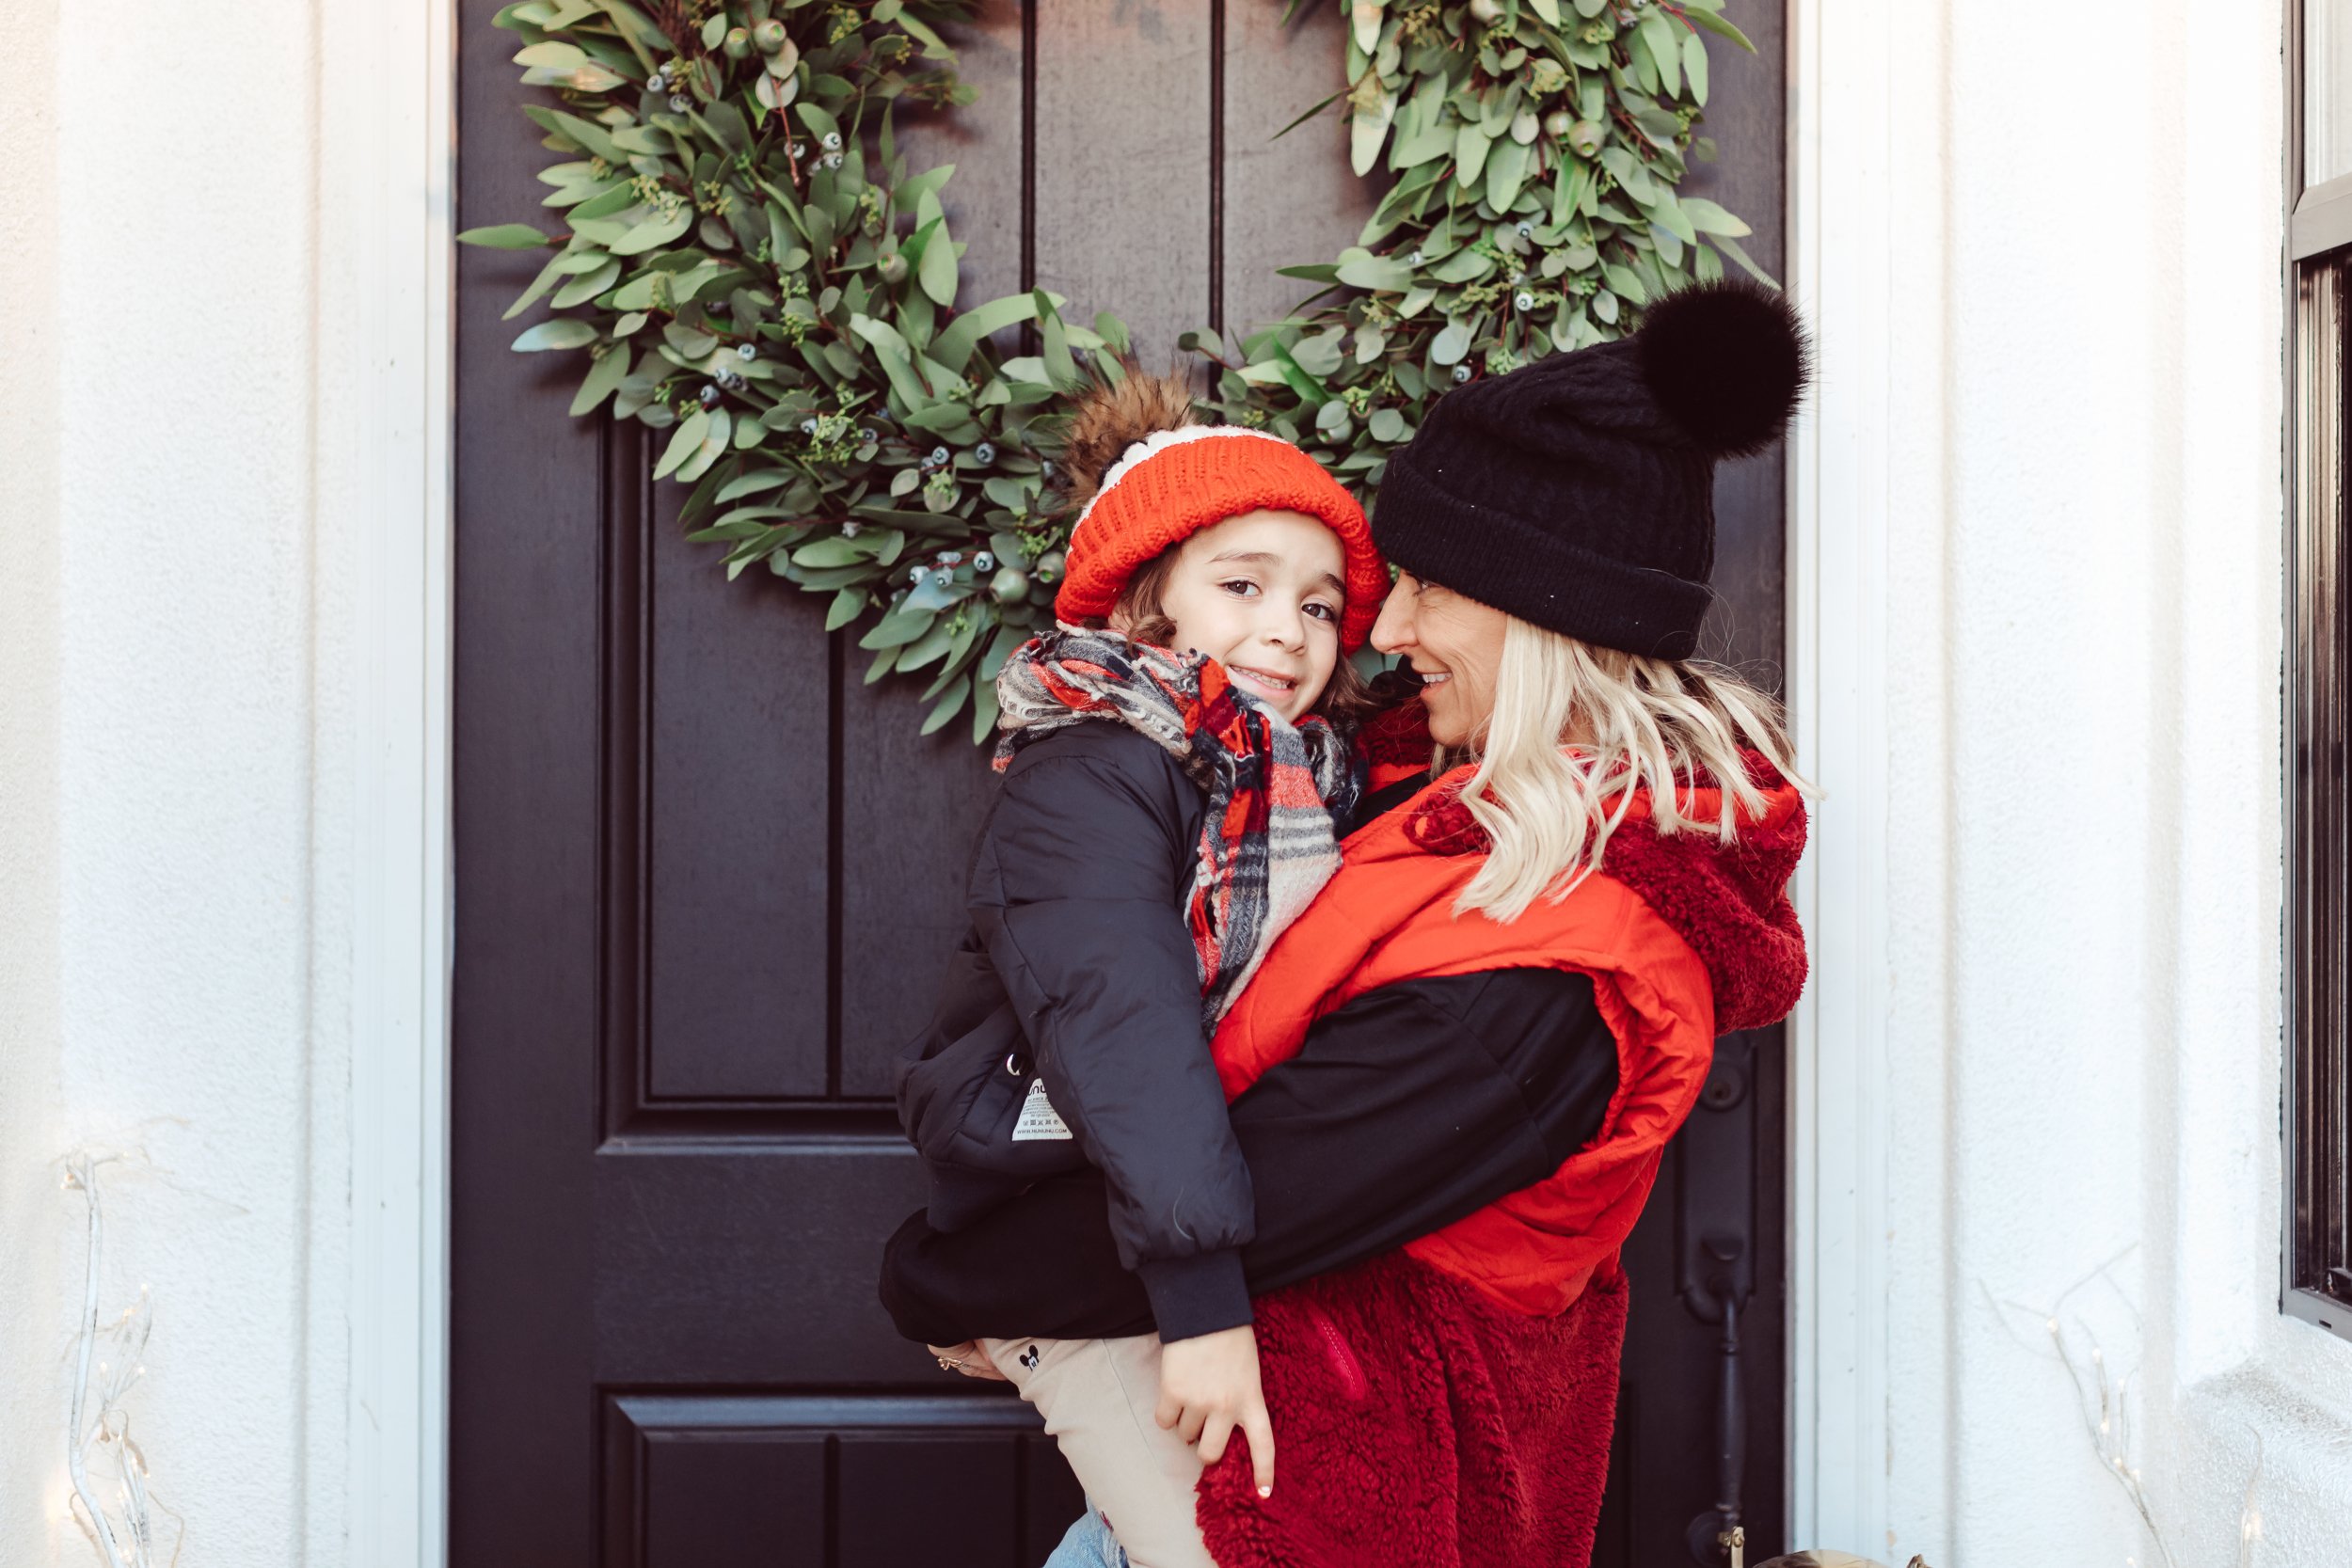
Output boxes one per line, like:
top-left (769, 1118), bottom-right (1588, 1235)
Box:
top-left (980, 1333), bottom-right (1213, 1568)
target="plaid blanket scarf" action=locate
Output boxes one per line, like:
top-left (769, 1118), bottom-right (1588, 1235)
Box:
top-left (995, 626), bottom-right (1361, 1027)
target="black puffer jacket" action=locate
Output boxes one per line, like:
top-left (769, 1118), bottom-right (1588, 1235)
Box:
top-left (896, 722), bottom-right (1255, 1340)
top-left (882, 964), bottom-right (1621, 1346)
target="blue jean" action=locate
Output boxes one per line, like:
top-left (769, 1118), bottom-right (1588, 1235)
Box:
top-left (1041, 1499), bottom-right (1128, 1568)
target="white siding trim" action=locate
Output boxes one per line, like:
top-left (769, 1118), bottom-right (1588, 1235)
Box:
top-left (342, 0), bottom-right (453, 1560)
top-left (1784, 0), bottom-right (1895, 1549)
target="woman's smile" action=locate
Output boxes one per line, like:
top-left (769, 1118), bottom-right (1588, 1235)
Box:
top-left (1372, 573), bottom-right (1508, 749)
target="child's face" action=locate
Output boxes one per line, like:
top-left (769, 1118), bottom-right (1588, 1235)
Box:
top-left (1125, 509), bottom-right (1346, 721)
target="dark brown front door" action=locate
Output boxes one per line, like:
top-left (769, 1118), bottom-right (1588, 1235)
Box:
top-left (451, 4), bottom-right (1788, 1564)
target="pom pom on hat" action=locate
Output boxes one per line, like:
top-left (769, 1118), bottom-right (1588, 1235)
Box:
top-left (1633, 278), bottom-right (1811, 457)
top-left (1057, 371), bottom-right (1200, 511)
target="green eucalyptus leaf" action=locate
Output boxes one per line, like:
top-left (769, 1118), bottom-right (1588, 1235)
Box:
top-left (459, 222), bottom-right (554, 249)
top-left (795, 534), bottom-right (877, 568)
top-left (653, 408), bottom-right (711, 479)
top-left (793, 102), bottom-right (843, 143)
top-left (1602, 262), bottom-right (1648, 303)
top-left (1712, 234), bottom-right (1780, 287)
top-left (513, 40), bottom-right (588, 69)
top-left (898, 615), bottom-right (961, 671)
top-left (1040, 310), bottom-right (1082, 393)
top-left (675, 411), bottom-right (731, 482)
top-left (552, 259), bottom-right (623, 308)
top-left (512, 318), bottom-right (598, 352)
top-left (931, 292), bottom-right (1039, 373)
top-left (548, 110), bottom-right (624, 163)
top-left (920, 674), bottom-right (971, 735)
top-left (1334, 248), bottom-right (1416, 293)
top-left (1350, 82), bottom-right (1397, 178)
top-left (1485, 137), bottom-right (1533, 211)
top-left (1429, 318), bottom-right (1473, 366)
top-left (1290, 327), bottom-right (1347, 378)
top-left (916, 216), bottom-right (959, 307)
top-left (1648, 193), bottom-right (1699, 245)
top-left (1430, 247), bottom-right (1494, 284)
top-left (826, 588), bottom-right (869, 630)
top-left (569, 346), bottom-right (632, 413)
top-left (971, 680), bottom-right (1001, 745)
top-left (1642, 14), bottom-right (1681, 96)
top-left (1453, 121), bottom-right (1492, 189)
top-left (611, 207), bottom-right (693, 256)
top-left (1679, 197), bottom-right (1751, 237)
top-left (1686, 8), bottom-right (1756, 52)
top-left (502, 249), bottom-right (576, 320)
top-left (860, 602), bottom-right (935, 649)
top-left (899, 12), bottom-right (956, 62)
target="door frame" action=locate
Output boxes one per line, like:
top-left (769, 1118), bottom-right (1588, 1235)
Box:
top-left (344, 0), bottom-right (455, 1564)
top-left (350, 4), bottom-right (1900, 1562)
top-left (1785, 0), bottom-right (1899, 1549)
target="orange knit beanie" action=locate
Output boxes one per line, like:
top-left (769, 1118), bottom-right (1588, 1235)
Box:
top-left (1056, 425), bottom-right (1389, 651)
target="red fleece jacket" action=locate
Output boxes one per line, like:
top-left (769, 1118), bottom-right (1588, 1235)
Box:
top-left (1195, 749), bottom-right (1808, 1567)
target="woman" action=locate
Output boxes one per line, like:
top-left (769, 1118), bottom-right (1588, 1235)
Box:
top-left (882, 279), bottom-right (1812, 1568)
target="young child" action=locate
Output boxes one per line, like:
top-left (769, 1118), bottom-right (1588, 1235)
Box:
top-left (893, 373), bottom-right (1390, 1567)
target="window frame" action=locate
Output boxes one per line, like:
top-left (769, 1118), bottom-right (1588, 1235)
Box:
top-left (2286, 0), bottom-right (2352, 1342)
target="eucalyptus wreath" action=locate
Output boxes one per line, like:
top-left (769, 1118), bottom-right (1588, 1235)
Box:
top-left (463, 0), bottom-right (1761, 741)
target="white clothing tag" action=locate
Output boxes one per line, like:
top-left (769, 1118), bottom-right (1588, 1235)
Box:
top-left (1010, 1077), bottom-right (1073, 1142)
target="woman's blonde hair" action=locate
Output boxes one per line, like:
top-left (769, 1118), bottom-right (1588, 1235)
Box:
top-left (1447, 617), bottom-right (1810, 922)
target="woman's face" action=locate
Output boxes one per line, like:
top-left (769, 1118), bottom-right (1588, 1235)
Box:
top-left (1371, 570), bottom-right (1510, 749)
top-left (1121, 509), bottom-right (1346, 721)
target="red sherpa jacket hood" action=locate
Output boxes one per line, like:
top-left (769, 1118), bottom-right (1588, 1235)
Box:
top-left (1209, 742), bottom-right (1808, 1315)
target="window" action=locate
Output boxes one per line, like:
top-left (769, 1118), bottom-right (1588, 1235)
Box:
top-left (2289, 0), bottom-right (2352, 1340)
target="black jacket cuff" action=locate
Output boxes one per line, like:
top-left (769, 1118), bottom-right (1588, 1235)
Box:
top-left (1136, 1249), bottom-right (1253, 1341)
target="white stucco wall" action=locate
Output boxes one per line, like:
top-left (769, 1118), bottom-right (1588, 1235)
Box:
top-left (2, 0), bottom-right (70, 1550)
top-left (0, 0), bottom-right (355, 1562)
top-left (1858, 3), bottom-right (2352, 1563)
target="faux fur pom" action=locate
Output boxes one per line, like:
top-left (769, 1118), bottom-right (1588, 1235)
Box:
top-left (1633, 279), bottom-right (1811, 458)
top-left (1057, 371), bottom-right (1198, 515)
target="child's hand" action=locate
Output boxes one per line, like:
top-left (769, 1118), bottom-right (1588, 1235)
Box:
top-left (928, 1341), bottom-right (1008, 1381)
top-left (1155, 1323), bottom-right (1276, 1497)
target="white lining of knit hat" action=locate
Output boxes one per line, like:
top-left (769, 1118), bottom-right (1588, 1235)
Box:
top-left (1069, 423), bottom-right (1299, 542)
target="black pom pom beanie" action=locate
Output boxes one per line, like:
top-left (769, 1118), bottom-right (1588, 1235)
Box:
top-left (1372, 279), bottom-right (1810, 660)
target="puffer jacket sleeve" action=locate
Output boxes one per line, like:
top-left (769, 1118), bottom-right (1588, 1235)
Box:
top-left (972, 725), bottom-right (1255, 1340)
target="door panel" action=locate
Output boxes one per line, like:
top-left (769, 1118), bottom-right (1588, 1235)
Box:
top-left (453, 4), bottom-right (1788, 1564)
top-left (605, 1394), bottom-right (1081, 1566)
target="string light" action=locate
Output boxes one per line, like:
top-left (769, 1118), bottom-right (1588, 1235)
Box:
top-left (61, 1152), bottom-right (179, 1568)
top-left (1996, 1254), bottom-right (2264, 1568)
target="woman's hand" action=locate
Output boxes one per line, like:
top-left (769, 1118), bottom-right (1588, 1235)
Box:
top-left (1155, 1323), bottom-right (1276, 1497)
top-left (928, 1340), bottom-right (1009, 1381)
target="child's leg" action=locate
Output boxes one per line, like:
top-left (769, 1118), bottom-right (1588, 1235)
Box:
top-left (978, 1334), bottom-right (1211, 1568)
top-left (1040, 1499), bottom-right (1129, 1568)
